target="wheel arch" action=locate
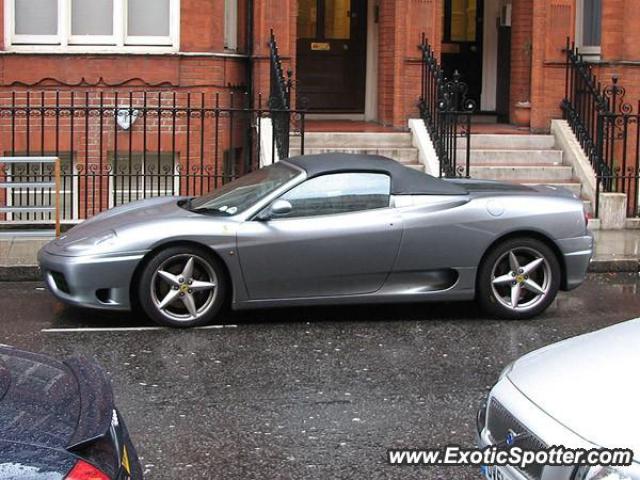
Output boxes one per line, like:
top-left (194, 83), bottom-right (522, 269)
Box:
top-left (476, 230), bottom-right (568, 292)
top-left (129, 240), bottom-right (234, 310)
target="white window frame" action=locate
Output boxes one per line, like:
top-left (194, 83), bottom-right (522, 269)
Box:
top-left (224, 0), bottom-right (238, 51)
top-left (4, 0), bottom-right (180, 53)
top-left (575, 0), bottom-right (602, 59)
top-left (107, 153), bottom-right (180, 209)
top-left (5, 155), bottom-right (78, 221)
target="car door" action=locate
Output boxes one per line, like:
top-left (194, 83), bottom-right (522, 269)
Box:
top-left (236, 172), bottom-right (403, 300)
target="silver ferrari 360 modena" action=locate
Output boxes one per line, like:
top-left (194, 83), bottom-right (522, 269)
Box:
top-left (38, 153), bottom-right (593, 327)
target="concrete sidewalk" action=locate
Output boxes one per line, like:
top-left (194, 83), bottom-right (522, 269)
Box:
top-left (1, 230), bottom-right (639, 281)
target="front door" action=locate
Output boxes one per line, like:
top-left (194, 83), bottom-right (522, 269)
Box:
top-left (441, 0), bottom-right (484, 105)
top-left (296, 0), bottom-right (368, 112)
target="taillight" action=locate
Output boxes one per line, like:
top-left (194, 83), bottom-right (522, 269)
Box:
top-left (65, 460), bottom-right (110, 480)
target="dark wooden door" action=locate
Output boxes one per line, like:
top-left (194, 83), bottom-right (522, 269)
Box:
top-left (296, 0), bottom-right (367, 112)
top-left (441, 0), bottom-right (484, 105)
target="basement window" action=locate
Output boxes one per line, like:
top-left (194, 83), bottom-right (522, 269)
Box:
top-left (6, 0), bottom-right (179, 51)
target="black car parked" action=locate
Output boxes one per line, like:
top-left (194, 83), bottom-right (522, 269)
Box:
top-left (0, 346), bottom-right (142, 479)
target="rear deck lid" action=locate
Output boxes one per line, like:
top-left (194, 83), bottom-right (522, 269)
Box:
top-left (0, 346), bottom-right (114, 451)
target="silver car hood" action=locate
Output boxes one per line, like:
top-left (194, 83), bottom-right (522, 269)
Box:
top-left (65, 196), bottom-right (191, 234)
top-left (507, 318), bottom-right (640, 457)
top-left (46, 196), bottom-right (239, 257)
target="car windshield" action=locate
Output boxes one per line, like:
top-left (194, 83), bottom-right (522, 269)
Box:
top-left (189, 162), bottom-right (300, 215)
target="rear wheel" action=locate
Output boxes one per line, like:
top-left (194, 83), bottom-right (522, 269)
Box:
top-left (137, 246), bottom-right (226, 328)
top-left (477, 238), bottom-right (561, 319)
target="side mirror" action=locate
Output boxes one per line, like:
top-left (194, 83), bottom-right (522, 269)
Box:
top-left (257, 199), bottom-right (292, 221)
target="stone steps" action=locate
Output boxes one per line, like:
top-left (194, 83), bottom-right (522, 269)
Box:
top-left (290, 131), bottom-right (422, 170)
top-left (458, 134), bottom-right (557, 150)
top-left (470, 164), bottom-right (575, 181)
top-left (460, 149), bottom-right (564, 165)
top-left (461, 133), bottom-right (591, 212)
top-left (290, 132), bottom-right (413, 148)
top-left (290, 146), bottom-right (418, 164)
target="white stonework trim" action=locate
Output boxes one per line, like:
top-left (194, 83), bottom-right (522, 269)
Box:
top-left (364, 0), bottom-right (379, 121)
top-left (259, 117), bottom-right (276, 167)
top-left (551, 119), bottom-right (596, 204)
top-left (408, 118), bottom-right (439, 176)
top-left (480, 0), bottom-right (500, 112)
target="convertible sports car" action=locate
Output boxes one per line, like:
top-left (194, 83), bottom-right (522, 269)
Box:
top-left (0, 345), bottom-right (142, 479)
top-left (38, 153), bottom-right (593, 327)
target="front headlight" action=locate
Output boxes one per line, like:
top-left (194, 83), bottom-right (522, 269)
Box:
top-left (64, 231), bottom-right (118, 253)
top-left (574, 467), bottom-right (633, 480)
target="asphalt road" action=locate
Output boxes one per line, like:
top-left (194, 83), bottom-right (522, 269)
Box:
top-left (1, 274), bottom-right (639, 479)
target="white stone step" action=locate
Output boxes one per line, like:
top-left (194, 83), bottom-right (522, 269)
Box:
top-left (290, 132), bottom-right (413, 148)
top-left (459, 149), bottom-right (563, 165)
top-left (459, 134), bottom-right (557, 150)
top-left (521, 181), bottom-right (583, 196)
top-left (405, 163), bottom-right (425, 172)
top-left (290, 147), bottom-right (418, 164)
top-left (470, 164), bottom-right (574, 181)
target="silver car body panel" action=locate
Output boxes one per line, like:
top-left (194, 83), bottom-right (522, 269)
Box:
top-left (38, 158), bottom-right (593, 312)
top-left (478, 318), bottom-right (640, 479)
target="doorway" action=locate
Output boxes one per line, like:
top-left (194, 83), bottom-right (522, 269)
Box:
top-left (296, 0), bottom-right (368, 112)
top-left (441, 0), bottom-right (484, 106)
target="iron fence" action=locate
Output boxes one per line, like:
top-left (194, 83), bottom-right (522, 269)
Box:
top-left (562, 39), bottom-right (639, 217)
top-left (418, 34), bottom-right (476, 178)
top-left (269, 29), bottom-right (295, 160)
top-left (0, 90), bottom-right (307, 224)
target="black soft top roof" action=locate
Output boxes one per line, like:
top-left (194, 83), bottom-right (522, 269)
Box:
top-left (284, 153), bottom-right (468, 195)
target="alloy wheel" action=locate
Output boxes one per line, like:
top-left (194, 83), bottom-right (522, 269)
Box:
top-left (150, 254), bottom-right (218, 323)
top-left (490, 247), bottom-right (552, 312)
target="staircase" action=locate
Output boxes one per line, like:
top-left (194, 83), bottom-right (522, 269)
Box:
top-left (459, 134), bottom-right (592, 213)
top-left (289, 132), bottom-right (423, 171)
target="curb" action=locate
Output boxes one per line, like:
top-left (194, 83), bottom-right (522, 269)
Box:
top-left (1, 259), bottom-right (639, 283)
top-left (587, 258), bottom-right (640, 273)
top-left (0, 266), bottom-right (41, 282)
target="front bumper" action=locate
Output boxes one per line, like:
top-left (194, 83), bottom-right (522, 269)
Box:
top-left (38, 248), bottom-right (144, 311)
top-left (557, 232), bottom-right (594, 291)
top-left (477, 378), bottom-right (593, 480)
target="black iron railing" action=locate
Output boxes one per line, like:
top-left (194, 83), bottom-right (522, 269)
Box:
top-left (0, 89), bottom-right (306, 224)
top-left (562, 39), bottom-right (640, 217)
top-left (268, 29), bottom-right (294, 160)
top-left (419, 34), bottom-right (476, 178)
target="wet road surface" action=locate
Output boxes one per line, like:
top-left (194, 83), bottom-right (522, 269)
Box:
top-left (1, 274), bottom-right (639, 479)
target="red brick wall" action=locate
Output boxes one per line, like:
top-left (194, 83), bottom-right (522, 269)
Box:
top-left (509, 0), bottom-right (533, 119)
top-left (0, 0), bottom-right (251, 220)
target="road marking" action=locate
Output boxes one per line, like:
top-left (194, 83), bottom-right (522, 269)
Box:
top-left (41, 324), bottom-right (238, 333)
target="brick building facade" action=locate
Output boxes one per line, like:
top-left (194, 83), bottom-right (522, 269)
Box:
top-left (0, 0), bottom-right (637, 222)
top-left (2, 0), bottom-right (634, 131)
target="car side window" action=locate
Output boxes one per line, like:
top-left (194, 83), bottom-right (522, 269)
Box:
top-left (277, 172), bottom-right (391, 218)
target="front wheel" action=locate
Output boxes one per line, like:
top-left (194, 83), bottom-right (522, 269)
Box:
top-left (477, 238), bottom-right (561, 320)
top-left (137, 246), bottom-right (227, 328)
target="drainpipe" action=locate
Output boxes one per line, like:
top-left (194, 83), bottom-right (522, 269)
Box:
top-left (245, 0), bottom-right (254, 107)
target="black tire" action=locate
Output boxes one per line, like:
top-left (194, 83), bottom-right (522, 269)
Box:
top-left (477, 237), bottom-right (561, 320)
top-left (137, 245), bottom-right (227, 328)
